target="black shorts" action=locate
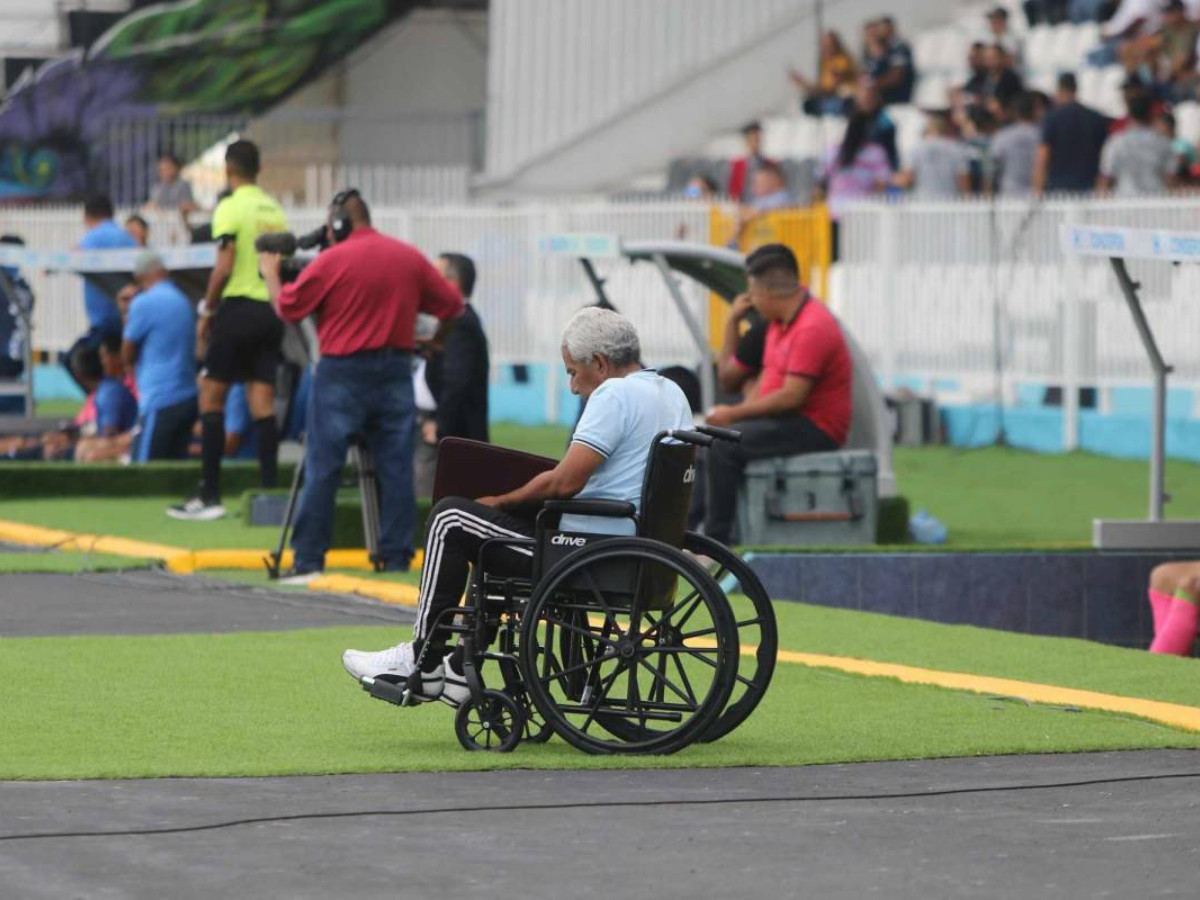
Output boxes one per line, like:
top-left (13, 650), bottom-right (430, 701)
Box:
top-left (133, 396), bottom-right (198, 462)
top-left (202, 297), bottom-right (284, 385)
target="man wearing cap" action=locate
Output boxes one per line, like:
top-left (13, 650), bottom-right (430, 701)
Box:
top-left (121, 251), bottom-right (199, 461)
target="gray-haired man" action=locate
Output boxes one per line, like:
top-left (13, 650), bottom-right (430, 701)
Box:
top-left (341, 307), bottom-right (693, 702)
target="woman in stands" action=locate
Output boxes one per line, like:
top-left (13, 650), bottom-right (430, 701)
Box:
top-left (817, 109), bottom-right (892, 260)
top-left (1147, 564), bottom-right (1200, 656)
top-left (790, 30), bottom-right (858, 117)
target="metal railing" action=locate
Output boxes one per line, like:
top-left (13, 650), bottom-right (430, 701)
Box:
top-left (834, 194), bottom-right (1200, 448)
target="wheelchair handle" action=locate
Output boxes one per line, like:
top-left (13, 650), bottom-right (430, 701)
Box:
top-left (668, 429), bottom-right (714, 447)
top-left (696, 425), bottom-right (742, 443)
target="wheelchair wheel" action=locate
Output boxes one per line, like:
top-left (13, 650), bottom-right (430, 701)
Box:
top-left (454, 690), bottom-right (524, 753)
top-left (519, 538), bottom-right (738, 755)
top-left (683, 533), bottom-right (778, 743)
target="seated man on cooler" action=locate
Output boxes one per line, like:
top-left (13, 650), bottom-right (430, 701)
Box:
top-left (341, 307), bottom-right (693, 702)
top-left (704, 243), bottom-right (852, 546)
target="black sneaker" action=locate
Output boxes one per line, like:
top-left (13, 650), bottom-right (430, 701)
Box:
top-left (167, 492), bottom-right (226, 521)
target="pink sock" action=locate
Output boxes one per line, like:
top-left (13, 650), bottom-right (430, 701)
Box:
top-left (1149, 589), bottom-right (1174, 636)
top-left (1149, 599), bottom-right (1199, 656)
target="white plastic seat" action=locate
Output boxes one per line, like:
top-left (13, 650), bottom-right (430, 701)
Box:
top-left (1048, 24), bottom-right (1081, 72)
top-left (1077, 66), bottom-right (1105, 107)
top-left (761, 116), bottom-right (795, 159)
top-left (1024, 25), bottom-right (1055, 74)
top-left (703, 134), bottom-right (744, 159)
top-left (1175, 102), bottom-right (1200, 145)
top-left (1097, 65), bottom-right (1127, 117)
top-left (914, 74), bottom-right (950, 110)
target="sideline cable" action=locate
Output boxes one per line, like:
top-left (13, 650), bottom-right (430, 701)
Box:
top-left (3, 770), bottom-right (1199, 843)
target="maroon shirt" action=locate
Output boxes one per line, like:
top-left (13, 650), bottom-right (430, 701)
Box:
top-left (276, 227), bottom-right (462, 356)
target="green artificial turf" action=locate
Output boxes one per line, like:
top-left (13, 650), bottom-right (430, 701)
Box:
top-left (3, 597), bottom-right (1199, 781)
top-left (0, 550), bottom-right (150, 574)
top-left (33, 398), bottom-right (83, 418)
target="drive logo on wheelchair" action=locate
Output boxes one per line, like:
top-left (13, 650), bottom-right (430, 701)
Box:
top-left (550, 533), bottom-right (588, 547)
top-left (683, 465), bottom-right (696, 485)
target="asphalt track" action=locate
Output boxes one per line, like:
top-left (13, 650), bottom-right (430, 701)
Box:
top-left (3, 570), bottom-right (1198, 899)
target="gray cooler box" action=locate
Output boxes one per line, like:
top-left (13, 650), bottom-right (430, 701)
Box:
top-left (735, 450), bottom-right (879, 546)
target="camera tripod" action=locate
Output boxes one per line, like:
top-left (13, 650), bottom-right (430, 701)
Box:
top-left (264, 434), bottom-right (386, 578)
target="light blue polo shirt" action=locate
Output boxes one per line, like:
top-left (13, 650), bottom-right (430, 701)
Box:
top-left (123, 279), bottom-right (197, 414)
top-left (79, 220), bottom-right (137, 331)
top-left (565, 369), bottom-right (694, 535)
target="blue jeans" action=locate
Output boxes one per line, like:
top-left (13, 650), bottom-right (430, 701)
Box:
top-left (291, 351), bottom-right (416, 572)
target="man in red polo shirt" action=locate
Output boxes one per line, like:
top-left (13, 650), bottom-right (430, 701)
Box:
top-left (704, 243), bottom-right (852, 545)
top-left (260, 189), bottom-right (462, 581)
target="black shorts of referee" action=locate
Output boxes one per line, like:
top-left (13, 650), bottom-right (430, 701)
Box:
top-left (200, 297), bottom-right (284, 384)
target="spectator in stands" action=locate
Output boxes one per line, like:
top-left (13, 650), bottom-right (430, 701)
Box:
top-left (959, 42), bottom-right (992, 108)
top-left (1033, 73), bottom-right (1111, 194)
top-left (125, 214), bottom-right (149, 248)
top-left (982, 43), bottom-right (1025, 112)
top-left (65, 195), bottom-right (138, 392)
top-left (851, 83), bottom-right (900, 170)
top-left (121, 250), bottom-right (199, 461)
top-left (819, 110), bottom-right (893, 258)
top-left (791, 30), bottom-right (859, 116)
top-left (703, 244), bottom-right (851, 547)
top-left (1110, 75), bottom-right (1166, 133)
top-left (986, 7), bottom-right (1024, 68)
top-left (729, 161), bottom-right (795, 246)
top-left (726, 122), bottom-right (776, 202)
top-left (1026, 0), bottom-right (1107, 26)
top-left (145, 152), bottom-right (198, 222)
top-left (1155, 110), bottom-right (1200, 180)
top-left (1146, 562), bottom-right (1200, 655)
top-left (1098, 93), bottom-right (1177, 194)
top-left (1139, 0), bottom-right (1200, 102)
top-left (866, 17), bottom-right (916, 106)
top-left (895, 110), bottom-right (972, 198)
top-left (963, 105), bottom-right (1000, 194)
top-left (991, 93), bottom-right (1044, 195)
top-left (682, 174), bottom-right (719, 200)
top-left (1090, 0), bottom-right (1163, 66)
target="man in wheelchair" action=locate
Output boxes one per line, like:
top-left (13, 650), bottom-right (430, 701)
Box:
top-left (341, 307), bottom-right (694, 704)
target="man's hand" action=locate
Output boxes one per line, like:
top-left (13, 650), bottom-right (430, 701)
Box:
top-left (258, 251), bottom-right (282, 279)
top-left (421, 419), bottom-right (438, 446)
top-left (706, 404), bottom-right (741, 428)
top-left (730, 293), bottom-right (754, 323)
top-left (116, 284), bottom-right (138, 322)
top-left (476, 495), bottom-right (502, 509)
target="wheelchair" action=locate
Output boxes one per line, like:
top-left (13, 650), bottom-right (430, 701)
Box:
top-left (360, 425), bottom-right (777, 755)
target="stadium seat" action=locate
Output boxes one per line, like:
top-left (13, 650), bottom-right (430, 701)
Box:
top-left (1078, 66), bottom-right (1105, 108)
top-left (1175, 102), bottom-right (1200, 146)
top-left (913, 74), bottom-right (951, 111)
top-left (1048, 24), bottom-right (1083, 73)
top-left (1024, 25), bottom-right (1055, 74)
top-left (1098, 66), bottom-right (1127, 116)
top-left (704, 134), bottom-right (744, 159)
top-left (762, 116), bottom-right (796, 159)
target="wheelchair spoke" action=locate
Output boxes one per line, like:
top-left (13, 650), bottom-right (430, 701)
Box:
top-left (679, 625), bottom-right (717, 641)
top-left (581, 568), bottom-right (620, 630)
top-left (545, 615), bottom-right (619, 647)
top-left (670, 651), bottom-right (698, 707)
top-left (635, 657), bottom-right (696, 709)
top-left (672, 593), bottom-right (706, 631)
top-left (579, 659), bottom-right (630, 734)
top-left (537, 649), bottom-right (618, 685)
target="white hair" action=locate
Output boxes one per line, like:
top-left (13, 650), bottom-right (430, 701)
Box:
top-left (561, 307), bottom-right (641, 367)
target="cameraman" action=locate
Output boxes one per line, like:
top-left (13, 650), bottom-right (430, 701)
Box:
top-left (261, 190), bottom-right (463, 582)
top-left (169, 140), bottom-right (288, 521)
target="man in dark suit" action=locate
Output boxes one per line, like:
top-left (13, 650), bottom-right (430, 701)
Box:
top-left (424, 252), bottom-right (490, 444)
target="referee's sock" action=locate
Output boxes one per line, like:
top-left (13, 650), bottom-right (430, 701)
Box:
top-left (255, 416), bottom-right (279, 489)
top-left (200, 412), bottom-right (225, 503)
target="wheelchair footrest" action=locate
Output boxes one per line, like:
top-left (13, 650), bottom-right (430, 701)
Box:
top-left (362, 675), bottom-right (410, 706)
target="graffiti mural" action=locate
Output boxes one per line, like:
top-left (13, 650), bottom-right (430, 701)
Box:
top-left (0, 0), bottom-right (404, 202)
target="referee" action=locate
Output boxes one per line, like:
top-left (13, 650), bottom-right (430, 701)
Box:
top-left (169, 140), bottom-right (288, 521)
top-left (262, 189), bottom-right (463, 582)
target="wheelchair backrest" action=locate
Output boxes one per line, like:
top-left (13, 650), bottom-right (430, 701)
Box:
top-left (637, 440), bottom-right (697, 549)
top-left (635, 439), bottom-right (697, 609)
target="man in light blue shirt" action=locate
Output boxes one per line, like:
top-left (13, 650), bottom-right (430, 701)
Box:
top-left (122, 251), bottom-right (198, 461)
top-left (339, 307), bottom-right (694, 703)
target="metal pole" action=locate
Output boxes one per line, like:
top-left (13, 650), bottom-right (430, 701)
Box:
top-left (1109, 257), bottom-right (1170, 521)
top-left (651, 252), bottom-right (715, 412)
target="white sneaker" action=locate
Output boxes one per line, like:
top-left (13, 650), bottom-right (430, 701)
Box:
top-left (167, 493), bottom-right (226, 521)
top-left (342, 642), bottom-right (444, 697)
top-left (441, 653), bottom-right (470, 707)
top-left (277, 569), bottom-right (321, 587)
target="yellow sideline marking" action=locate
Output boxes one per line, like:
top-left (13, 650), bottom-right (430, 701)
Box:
top-left (2, 513), bottom-right (1197, 733)
top-left (0, 517), bottom-right (423, 575)
top-left (308, 574), bottom-right (420, 607)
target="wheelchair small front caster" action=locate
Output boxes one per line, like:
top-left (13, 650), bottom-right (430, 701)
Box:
top-left (454, 690), bottom-right (524, 752)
